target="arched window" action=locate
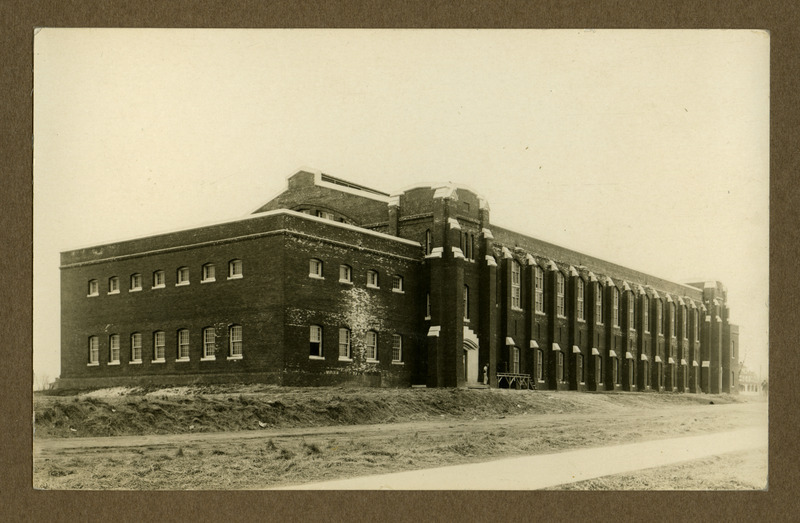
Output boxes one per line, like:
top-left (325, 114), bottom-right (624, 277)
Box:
top-left (152, 270), bottom-right (165, 288)
top-left (87, 279), bottom-right (99, 296)
top-left (229, 325), bottom-right (242, 358)
top-left (130, 273), bottom-right (142, 291)
top-left (511, 261), bottom-right (521, 309)
top-left (228, 259), bottom-right (243, 279)
top-left (202, 263), bottom-right (216, 282)
top-left (365, 331), bottom-right (378, 361)
top-left (108, 276), bottom-right (119, 294)
top-left (309, 325), bottom-right (322, 358)
top-left (176, 267), bottom-right (190, 285)
top-left (309, 259), bottom-right (323, 279)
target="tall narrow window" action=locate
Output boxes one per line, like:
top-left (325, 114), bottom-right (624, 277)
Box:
top-left (88, 279), bottom-right (99, 296)
top-left (109, 334), bottom-right (120, 364)
top-left (511, 261), bottom-right (521, 309)
top-left (682, 307), bottom-right (687, 339)
top-left (644, 296), bottom-right (650, 333)
top-left (464, 285), bottom-right (470, 320)
top-left (657, 300), bottom-right (663, 335)
top-left (577, 354), bottom-right (584, 383)
top-left (228, 259), bottom-right (243, 279)
top-left (177, 329), bottom-right (190, 360)
top-left (392, 275), bottom-right (404, 293)
top-left (202, 263), bottom-right (216, 282)
top-left (392, 334), bottom-right (403, 362)
top-left (613, 358), bottom-right (620, 384)
top-left (557, 351), bottom-right (564, 382)
top-left (670, 303), bottom-right (676, 338)
top-left (202, 328), bottom-right (215, 359)
top-left (367, 270), bottom-right (379, 288)
top-left (130, 273), bottom-right (142, 291)
top-left (694, 310), bottom-right (699, 341)
top-left (229, 325), bottom-right (242, 358)
top-left (597, 357), bottom-right (603, 384)
top-left (426, 293), bottom-right (431, 319)
top-left (365, 331), bottom-right (378, 361)
top-left (577, 279), bottom-right (585, 321)
top-left (596, 284), bottom-right (604, 324)
top-left (613, 288), bottom-right (620, 327)
top-left (425, 229), bottom-right (433, 255)
top-left (131, 333), bottom-right (142, 362)
top-left (339, 265), bottom-right (352, 283)
top-left (309, 259), bottom-right (323, 279)
top-left (176, 267), bottom-right (189, 285)
top-left (108, 276), bottom-right (119, 294)
top-left (534, 266), bottom-right (544, 313)
top-left (556, 272), bottom-right (565, 317)
top-left (153, 270), bottom-right (165, 288)
top-left (338, 328), bottom-right (351, 359)
top-left (88, 336), bottom-right (99, 365)
top-left (153, 331), bottom-right (165, 361)
top-left (629, 296), bottom-right (635, 330)
top-left (536, 350), bottom-right (544, 381)
top-left (511, 346), bottom-right (520, 373)
top-left (309, 325), bottom-right (322, 358)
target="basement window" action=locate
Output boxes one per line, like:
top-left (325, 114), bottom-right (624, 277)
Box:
top-left (310, 325), bottom-right (323, 359)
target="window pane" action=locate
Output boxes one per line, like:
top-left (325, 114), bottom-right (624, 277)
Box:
top-left (131, 333), bottom-right (142, 361)
top-left (229, 325), bottom-right (242, 356)
top-left (178, 329), bottom-right (190, 359)
top-left (109, 335), bottom-right (119, 363)
top-left (339, 328), bottom-right (351, 358)
top-left (392, 334), bottom-right (402, 362)
top-left (203, 328), bottom-right (215, 358)
top-left (310, 325), bottom-right (322, 357)
top-left (339, 265), bottom-right (351, 282)
top-left (154, 331), bottom-right (165, 360)
top-left (229, 259), bottom-right (242, 277)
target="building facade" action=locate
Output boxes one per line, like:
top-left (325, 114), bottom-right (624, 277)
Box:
top-left (58, 169), bottom-right (739, 392)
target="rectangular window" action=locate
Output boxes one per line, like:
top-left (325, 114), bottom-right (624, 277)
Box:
top-left (682, 308), bottom-right (687, 339)
top-left (202, 264), bottom-right (216, 282)
top-left (339, 265), bottom-right (352, 283)
top-left (657, 301), bottom-right (663, 335)
top-left (536, 350), bottom-right (544, 381)
top-left (88, 279), bottom-right (99, 296)
top-left (644, 296), bottom-right (650, 333)
top-left (367, 270), bottom-right (379, 288)
top-left (309, 259), bottom-right (323, 278)
top-left (338, 328), bottom-right (351, 359)
top-left (229, 325), bottom-right (242, 358)
top-left (310, 325), bottom-right (322, 357)
top-left (392, 334), bottom-right (402, 362)
top-left (534, 266), bottom-right (544, 313)
top-left (153, 270), bottom-right (165, 288)
top-left (557, 351), bottom-right (564, 382)
top-left (629, 298), bottom-right (635, 330)
top-left (613, 358), bottom-right (619, 384)
top-left (130, 273), bottom-right (142, 291)
top-left (577, 279), bottom-right (585, 321)
top-left (153, 331), bottom-right (165, 361)
top-left (694, 310), bottom-right (698, 341)
top-left (613, 288), bottom-right (620, 327)
top-left (131, 333), bottom-right (142, 362)
top-left (464, 285), bottom-right (470, 320)
top-left (556, 273), bottom-right (565, 317)
top-left (202, 328), bottom-right (215, 359)
top-left (177, 329), bottom-right (190, 360)
top-left (109, 334), bottom-right (120, 364)
top-left (228, 259), bottom-right (243, 279)
top-left (511, 346), bottom-right (520, 373)
top-left (177, 267), bottom-right (190, 286)
top-left (511, 262), bottom-right (521, 309)
top-left (670, 303), bottom-right (676, 338)
top-left (577, 354), bottom-right (584, 383)
top-left (88, 336), bottom-right (99, 365)
top-left (392, 275), bottom-right (404, 293)
top-left (365, 331), bottom-right (378, 361)
top-left (426, 293), bottom-right (431, 319)
top-left (596, 285), bottom-right (604, 324)
top-left (597, 357), bottom-right (603, 384)
top-left (108, 276), bottom-right (119, 294)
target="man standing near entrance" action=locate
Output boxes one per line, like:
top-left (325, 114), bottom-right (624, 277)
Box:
top-left (483, 364), bottom-right (489, 386)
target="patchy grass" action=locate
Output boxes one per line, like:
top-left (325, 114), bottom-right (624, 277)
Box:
top-left (33, 385), bottom-right (752, 439)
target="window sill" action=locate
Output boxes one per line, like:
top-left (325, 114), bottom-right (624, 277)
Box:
top-left (130, 361), bottom-right (142, 365)
top-left (87, 362), bottom-right (99, 367)
top-left (366, 284), bottom-right (380, 290)
top-left (535, 311), bottom-right (546, 316)
top-left (176, 358), bottom-right (190, 363)
top-left (152, 284), bottom-right (165, 290)
top-left (87, 293), bottom-right (99, 298)
top-left (392, 289), bottom-right (404, 294)
top-left (577, 319), bottom-right (586, 323)
top-left (152, 359), bottom-right (165, 364)
top-left (424, 316), bottom-right (431, 321)
top-left (366, 359), bottom-right (379, 363)
top-left (108, 361), bottom-right (120, 366)
top-left (129, 288), bottom-right (142, 293)
top-left (201, 279), bottom-right (216, 284)
top-left (557, 315), bottom-right (567, 319)
top-left (200, 357), bottom-right (216, 362)
top-left (227, 355), bottom-right (243, 361)
top-left (309, 355), bottom-right (325, 360)
top-left (338, 357), bottom-right (353, 362)
top-left (108, 290), bottom-right (119, 295)
top-left (308, 274), bottom-right (325, 280)
top-left (338, 279), bottom-right (353, 285)
top-left (227, 274), bottom-right (243, 280)
top-left (176, 282), bottom-right (190, 287)
top-left (511, 307), bottom-right (524, 312)
top-left (391, 361), bottom-right (404, 365)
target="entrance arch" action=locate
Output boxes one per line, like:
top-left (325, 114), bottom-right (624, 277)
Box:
top-left (463, 326), bottom-right (480, 385)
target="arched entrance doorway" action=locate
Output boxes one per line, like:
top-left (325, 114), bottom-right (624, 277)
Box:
top-left (463, 326), bottom-right (480, 385)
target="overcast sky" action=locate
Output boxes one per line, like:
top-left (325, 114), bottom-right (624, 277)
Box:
top-left (33, 29), bottom-right (770, 382)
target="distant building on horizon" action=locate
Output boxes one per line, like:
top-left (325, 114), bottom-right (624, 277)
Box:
top-left (58, 168), bottom-right (739, 393)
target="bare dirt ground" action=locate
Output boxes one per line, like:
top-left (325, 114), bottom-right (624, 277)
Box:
top-left (33, 386), bottom-right (767, 490)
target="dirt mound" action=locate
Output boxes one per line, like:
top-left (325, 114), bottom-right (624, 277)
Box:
top-left (33, 385), bottom-right (751, 439)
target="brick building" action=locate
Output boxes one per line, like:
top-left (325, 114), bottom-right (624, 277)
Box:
top-left (58, 168), bottom-right (739, 392)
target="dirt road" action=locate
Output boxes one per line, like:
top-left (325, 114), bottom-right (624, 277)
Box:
top-left (33, 400), bottom-right (766, 490)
